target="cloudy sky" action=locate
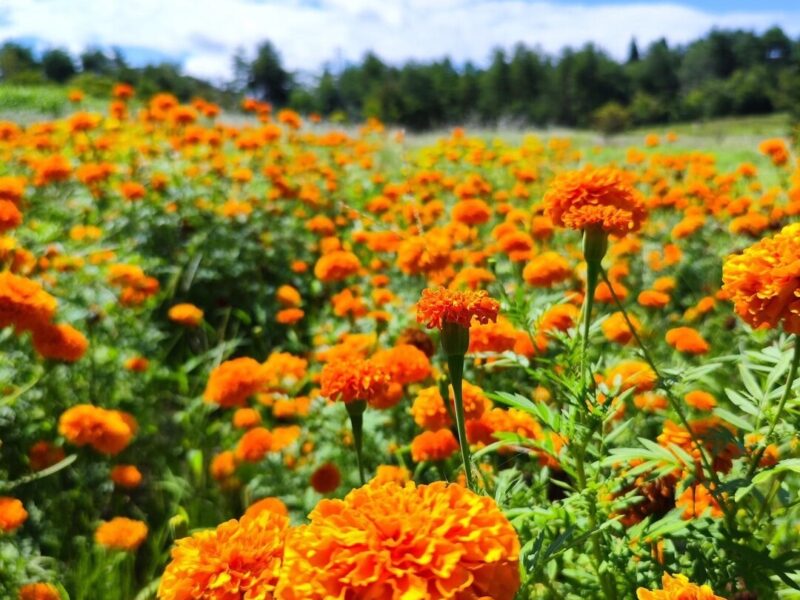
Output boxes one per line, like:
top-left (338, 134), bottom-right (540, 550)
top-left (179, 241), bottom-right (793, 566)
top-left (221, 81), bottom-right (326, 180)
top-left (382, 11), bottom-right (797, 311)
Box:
top-left (1, 0), bottom-right (799, 81)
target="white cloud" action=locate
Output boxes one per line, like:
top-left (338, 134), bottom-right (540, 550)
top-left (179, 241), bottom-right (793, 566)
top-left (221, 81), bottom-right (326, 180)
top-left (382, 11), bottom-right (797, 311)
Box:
top-left (0, 0), bottom-right (798, 81)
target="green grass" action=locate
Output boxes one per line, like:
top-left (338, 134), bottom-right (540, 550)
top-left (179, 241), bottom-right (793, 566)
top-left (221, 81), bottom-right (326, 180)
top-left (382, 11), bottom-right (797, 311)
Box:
top-left (0, 85), bottom-right (107, 122)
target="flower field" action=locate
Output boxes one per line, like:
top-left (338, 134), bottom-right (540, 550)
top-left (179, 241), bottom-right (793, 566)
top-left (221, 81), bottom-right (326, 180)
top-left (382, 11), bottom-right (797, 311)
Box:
top-left (1, 88), bottom-right (799, 600)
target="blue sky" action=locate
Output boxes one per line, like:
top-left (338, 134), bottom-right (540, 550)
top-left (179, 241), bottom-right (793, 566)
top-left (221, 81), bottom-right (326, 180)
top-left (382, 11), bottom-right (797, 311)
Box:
top-left (1, 0), bottom-right (798, 81)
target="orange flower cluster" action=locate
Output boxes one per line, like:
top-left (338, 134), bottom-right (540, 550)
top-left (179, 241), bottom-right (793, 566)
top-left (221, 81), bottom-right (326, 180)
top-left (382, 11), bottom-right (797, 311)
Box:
top-left (18, 583), bottom-right (61, 600)
top-left (167, 303), bottom-right (204, 327)
top-left (0, 496), bottom-right (28, 532)
top-left (158, 511), bottom-right (288, 600)
top-left (204, 357), bottom-right (267, 407)
top-left (544, 166), bottom-right (647, 236)
top-left (722, 222), bottom-right (800, 334)
top-left (319, 357), bottom-right (389, 404)
top-left (277, 480), bottom-right (520, 600)
top-left (665, 327), bottom-right (709, 355)
top-left (637, 573), bottom-right (724, 600)
top-left (94, 517), bottom-right (148, 551)
top-left (58, 404), bottom-right (137, 455)
top-left (411, 428), bottom-right (460, 462)
top-left (416, 287), bottom-right (499, 330)
top-left (411, 381), bottom-right (490, 430)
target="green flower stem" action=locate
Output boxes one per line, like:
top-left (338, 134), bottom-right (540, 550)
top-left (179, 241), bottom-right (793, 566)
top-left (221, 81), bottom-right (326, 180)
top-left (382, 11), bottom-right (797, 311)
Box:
top-left (747, 336), bottom-right (799, 481)
top-left (345, 400), bottom-right (367, 485)
top-left (447, 352), bottom-right (474, 491)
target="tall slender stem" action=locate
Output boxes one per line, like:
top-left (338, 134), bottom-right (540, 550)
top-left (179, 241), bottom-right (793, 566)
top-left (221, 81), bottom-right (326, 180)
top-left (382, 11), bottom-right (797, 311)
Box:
top-left (447, 353), bottom-right (474, 491)
top-left (346, 400), bottom-right (367, 485)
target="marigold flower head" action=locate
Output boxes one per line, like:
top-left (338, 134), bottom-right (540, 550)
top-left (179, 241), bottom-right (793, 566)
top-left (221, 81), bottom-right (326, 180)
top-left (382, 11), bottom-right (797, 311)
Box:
top-left (721, 222), bottom-right (800, 334)
top-left (31, 323), bottom-right (88, 362)
top-left (168, 303), bottom-right (204, 327)
top-left (319, 358), bottom-right (389, 404)
top-left (0, 496), bottom-right (28, 532)
top-left (637, 573), bottom-right (724, 600)
top-left (276, 285), bottom-right (301, 307)
top-left (111, 465), bottom-right (143, 489)
top-left (310, 462), bottom-right (341, 493)
top-left (204, 357), bottom-right (267, 408)
top-left (313, 250), bottom-right (361, 282)
top-left (244, 497), bottom-right (289, 520)
top-left (0, 199), bottom-right (22, 232)
top-left (235, 427), bottom-right (274, 463)
top-left (522, 252), bottom-right (572, 287)
top-left (544, 166), bottom-right (646, 236)
top-left (371, 344), bottom-right (432, 384)
top-left (416, 287), bottom-right (499, 330)
top-left (59, 404), bottom-right (136, 455)
top-left (28, 441), bottom-right (65, 471)
top-left (276, 307), bottom-right (304, 324)
top-left (685, 390), bottom-right (716, 411)
top-left (372, 464), bottom-right (411, 485)
top-left (411, 382), bottom-right (490, 431)
top-left (665, 327), bottom-right (709, 355)
top-left (410, 428), bottom-right (459, 462)
top-left (158, 510), bottom-right (288, 600)
top-left (0, 272), bottom-right (57, 332)
top-left (95, 517), bottom-right (148, 551)
top-left (601, 311), bottom-right (640, 345)
top-left (210, 451), bottom-right (236, 482)
top-left (18, 583), bottom-right (61, 600)
top-left (277, 480), bottom-right (520, 600)
top-left (605, 360), bottom-right (657, 393)
top-left (638, 290), bottom-right (670, 309)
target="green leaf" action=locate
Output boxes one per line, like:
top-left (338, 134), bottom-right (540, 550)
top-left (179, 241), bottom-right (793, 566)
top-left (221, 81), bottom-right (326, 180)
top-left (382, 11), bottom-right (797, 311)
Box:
top-left (713, 408), bottom-right (752, 431)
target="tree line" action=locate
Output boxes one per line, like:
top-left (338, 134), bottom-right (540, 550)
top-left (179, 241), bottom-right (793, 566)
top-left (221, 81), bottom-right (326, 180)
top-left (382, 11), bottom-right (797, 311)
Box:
top-left (1, 27), bottom-right (799, 132)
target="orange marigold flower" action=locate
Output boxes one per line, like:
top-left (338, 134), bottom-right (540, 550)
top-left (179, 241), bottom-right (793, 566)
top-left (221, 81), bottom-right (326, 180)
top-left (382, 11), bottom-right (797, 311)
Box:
top-left (411, 382), bottom-right (490, 431)
top-left (111, 465), bottom-right (143, 489)
top-left (310, 462), bottom-right (341, 493)
top-left (685, 390), bottom-right (716, 411)
top-left (159, 510), bottom-right (288, 600)
top-left (468, 317), bottom-right (518, 353)
top-left (262, 351), bottom-right (308, 391)
top-left (276, 284), bottom-right (301, 307)
top-left (0, 496), bottom-right (28, 532)
top-left (204, 357), bottom-right (267, 407)
top-left (276, 480), bottom-right (520, 600)
top-left (638, 289), bottom-right (670, 309)
top-left (18, 582), bottom-right (61, 600)
top-left (124, 356), bottom-right (149, 372)
top-left (276, 307), bottom-right (304, 324)
top-left (210, 451), bottom-right (236, 482)
top-left (452, 198), bottom-right (491, 226)
top-left (522, 252), bottom-right (572, 287)
top-left (59, 404), bottom-right (136, 455)
top-left (665, 327), bottom-right (709, 355)
top-left (168, 303), bottom-right (203, 327)
top-left (601, 311), bottom-right (640, 345)
top-left (244, 497), bottom-right (289, 520)
top-left (0, 199), bottom-right (22, 232)
top-left (0, 272), bottom-right (57, 332)
top-left (371, 344), bottom-right (432, 384)
top-left (416, 287), bottom-right (499, 330)
top-left (544, 166), bottom-right (646, 236)
top-left (410, 429), bottom-right (459, 462)
top-left (313, 250), bottom-right (361, 282)
top-left (721, 222), bottom-right (800, 334)
top-left (676, 484), bottom-right (724, 520)
top-left (319, 358), bottom-right (389, 404)
top-left (31, 323), bottom-right (88, 362)
top-left (605, 360), bottom-right (657, 393)
top-left (94, 517), bottom-right (148, 551)
top-left (28, 441), bottom-right (65, 471)
top-left (235, 427), bottom-right (274, 463)
top-left (372, 464), bottom-right (411, 485)
top-left (637, 573), bottom-right (724, 600)
top-left (233, 407), bottom-right (262, 429)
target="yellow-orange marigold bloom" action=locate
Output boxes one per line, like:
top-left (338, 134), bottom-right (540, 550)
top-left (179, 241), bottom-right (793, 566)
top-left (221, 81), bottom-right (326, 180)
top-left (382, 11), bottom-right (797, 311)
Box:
top-left (676, 484), bottom-right (724, 520)
top-left (95, 517), bottom-right (148, 551)
top-left (416, 287), bottom-right (499, 330)
top-left (605, 360), bottom-right (657, 393)
top-left (233, 407), bottom-right (262, 429)
top-left (31, 323), bottom-right (88, 362)
top-left (310, 462), bottom-right (341, 493)
top-left (319, 358), bottom-right (389, 404)
top-left (276, 308), bottom-right (304, 324)
top-left (371, 344), bottom-right (432, 384)
top-left (410, 429), bottom-right (459, 462)
top-left (601, 311), bottom-right (640, 345)
top-left (665, 327), bottom-right (709, 355)
top-left (158, 510), bottom-right (288, 600)
top-left (372, 464), bottom-right (411, 485)
top-left (522, 252), bottom-right (572, 287)
top-left (0, 199), bottom-right (22, 232)
top-left (0, 272), bottom-right (57, 332)
top-left (235, 427), bottom-right (274, 463)
top-left (0, 496), bottom-right (28, 532)
top-left (276, 285), bottom-right (301, 307)
top-left (637, 573), bottom-right (724, 600)
top-left (685, 390), bottom-right (716, 411)
top-left (204, 357), bottom-right (267, 408)
top-left (210, 451), bottom-right (236, 482)
top-left (124, 356), bottom-right (149, 372)
top-left (411, 382), bottom-right (490, 431)
top-left (262, 352), bottom-right (308, 391)
top-left (452, 198), bottom-right (491, 226)
top-left (244, 497), bottom-right (289, 520)
top-left (18, 582), bottom-right (61, 600)
top-left (59, 404), bottom-right (136, 455)
top-left (468, 318), bottom-right (518, 353)
top-left (544, 166), bottom-right (646, 236)
top-left (111, 465), bottom-right (143, 489)
top-left (277, 480), bottom-right (520, 600)
top-left (721, 222), bottom-right (800, 334)
top-left (168, 303), bottom-right (203, 327)
top-left (313, 250), bottom-right (361, 282)
top-left (638, 289), bottom-right (670, 309)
